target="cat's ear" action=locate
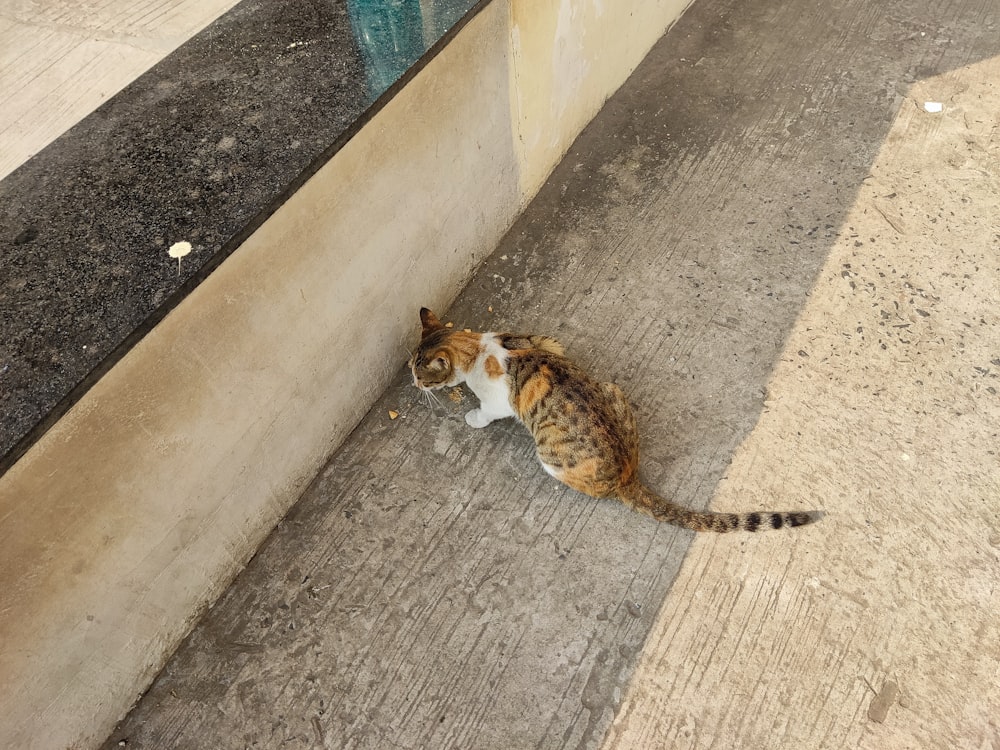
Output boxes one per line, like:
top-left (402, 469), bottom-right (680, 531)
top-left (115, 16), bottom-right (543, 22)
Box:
top-left (420, 307), bottom-right (445, 337)
top-left (428, 352), bottom-right (450, 371)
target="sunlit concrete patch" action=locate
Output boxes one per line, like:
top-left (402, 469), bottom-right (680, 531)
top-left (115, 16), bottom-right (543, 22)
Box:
top-left (605, 53), bottom-right (1000, 750)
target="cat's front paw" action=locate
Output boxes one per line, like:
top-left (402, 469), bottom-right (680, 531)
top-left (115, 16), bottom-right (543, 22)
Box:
top-left (465, 409), bottom-right (492, 428)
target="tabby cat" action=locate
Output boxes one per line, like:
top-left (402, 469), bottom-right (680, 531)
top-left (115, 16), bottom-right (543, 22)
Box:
top-left (410, 308), bottom-right (822, 532)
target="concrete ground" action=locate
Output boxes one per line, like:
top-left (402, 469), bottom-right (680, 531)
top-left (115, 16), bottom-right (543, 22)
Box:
top-left (103, 0), bottom-right (999, 747)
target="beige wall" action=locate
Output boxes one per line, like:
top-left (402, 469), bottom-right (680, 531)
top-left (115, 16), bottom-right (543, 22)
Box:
top-left (511, 0), bottom-right (691, 194)
top-left (0, 0), bottom-right (692, 747)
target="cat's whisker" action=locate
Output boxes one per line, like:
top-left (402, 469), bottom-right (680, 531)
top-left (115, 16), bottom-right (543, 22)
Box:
top-left (418, 388), bottom-right (442, 408)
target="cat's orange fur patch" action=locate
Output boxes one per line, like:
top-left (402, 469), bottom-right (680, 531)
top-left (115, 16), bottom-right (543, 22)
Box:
top-left (620, 451), bottom-right (639, 486)
top-left (437, 332), bottom-right (482, 371)
top-left (484, 355), bottom-right (504, 379)
top-left (553, 457), bottom-right (605, 496)
top-left (515, 365), bottom-right (552, 414)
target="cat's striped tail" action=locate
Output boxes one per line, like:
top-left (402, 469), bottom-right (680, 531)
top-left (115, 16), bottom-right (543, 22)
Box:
top-left (616, 482), bottom-right (824, 532)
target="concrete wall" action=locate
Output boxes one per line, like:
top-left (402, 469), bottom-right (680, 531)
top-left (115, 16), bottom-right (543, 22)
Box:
top-left (511, 0), bottom-right (692, 195)
top-left (0, 0), bottom-right (692, 747)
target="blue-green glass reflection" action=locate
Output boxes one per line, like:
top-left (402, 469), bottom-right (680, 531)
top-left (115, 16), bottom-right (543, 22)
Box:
top-left (346, 0), bottom-right (479, 97)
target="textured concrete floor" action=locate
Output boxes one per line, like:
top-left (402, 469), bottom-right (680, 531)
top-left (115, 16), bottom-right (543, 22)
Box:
top-left (103, 0), bottom-right (999, 747)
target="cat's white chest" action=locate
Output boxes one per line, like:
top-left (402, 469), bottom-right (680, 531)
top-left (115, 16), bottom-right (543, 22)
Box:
top-left (463, 335), bottom-right (515, 425)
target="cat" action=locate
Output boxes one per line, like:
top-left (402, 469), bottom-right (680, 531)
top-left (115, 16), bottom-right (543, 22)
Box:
top-left (409, 308), bottom-right (823, 532)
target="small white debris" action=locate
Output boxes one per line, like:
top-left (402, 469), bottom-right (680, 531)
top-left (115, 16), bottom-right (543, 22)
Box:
top-left (923, 101), bottom-right (943, 113)
top-left (901, 453), bottom-right (911, 462)
top-left (168, 241), bottom-right (192, 276)
top-left (168, 241), bottom-right (191, 258)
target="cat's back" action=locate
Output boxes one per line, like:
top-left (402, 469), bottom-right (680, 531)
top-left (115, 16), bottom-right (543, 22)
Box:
top-left (506, 347), bottom-right (594, 410)
top-left (506, 348), bottom-right (632, 437)
top-left (506, 347), bottom-right (638, 496)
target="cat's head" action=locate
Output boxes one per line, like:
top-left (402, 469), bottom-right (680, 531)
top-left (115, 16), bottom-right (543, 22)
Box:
top-left (409, 308), bottom-right (458, 390)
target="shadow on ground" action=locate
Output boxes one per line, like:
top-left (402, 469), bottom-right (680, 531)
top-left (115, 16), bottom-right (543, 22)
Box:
top-left (105, 0), bottom-right (999, 747)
